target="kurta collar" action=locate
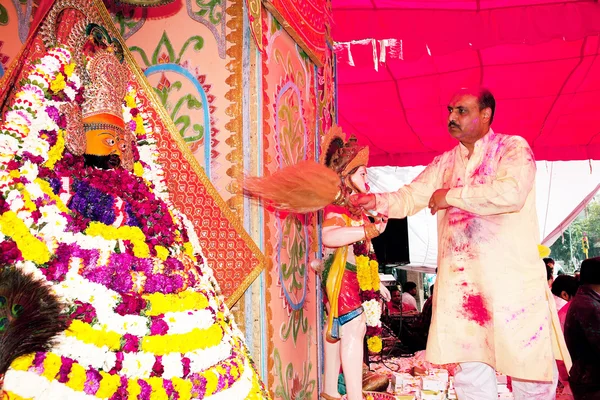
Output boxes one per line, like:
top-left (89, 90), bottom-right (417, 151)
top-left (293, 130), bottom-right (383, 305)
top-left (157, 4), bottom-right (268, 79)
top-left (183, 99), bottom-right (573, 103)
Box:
top-left (458, 128), bottom-right (496, 159)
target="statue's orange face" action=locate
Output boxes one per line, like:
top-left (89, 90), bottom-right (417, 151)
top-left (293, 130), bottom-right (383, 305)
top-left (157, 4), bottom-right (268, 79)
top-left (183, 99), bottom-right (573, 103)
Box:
top-left (83, 113), bottom-right (126, 157)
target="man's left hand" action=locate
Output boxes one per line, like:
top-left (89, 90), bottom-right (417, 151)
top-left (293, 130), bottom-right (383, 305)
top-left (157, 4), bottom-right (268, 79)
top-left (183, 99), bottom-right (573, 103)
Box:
top-left (429, 189), bottom-right (450, 215)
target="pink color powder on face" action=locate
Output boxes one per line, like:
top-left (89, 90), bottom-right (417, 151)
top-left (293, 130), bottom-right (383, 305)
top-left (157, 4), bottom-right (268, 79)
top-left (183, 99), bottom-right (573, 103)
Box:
top-left (463, 293), bottom-right (492, 326)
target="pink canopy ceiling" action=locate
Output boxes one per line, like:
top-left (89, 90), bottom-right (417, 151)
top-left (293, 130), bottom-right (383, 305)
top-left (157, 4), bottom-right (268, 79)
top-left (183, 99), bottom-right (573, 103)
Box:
top-left (332, 0), bottom-right (600, 166)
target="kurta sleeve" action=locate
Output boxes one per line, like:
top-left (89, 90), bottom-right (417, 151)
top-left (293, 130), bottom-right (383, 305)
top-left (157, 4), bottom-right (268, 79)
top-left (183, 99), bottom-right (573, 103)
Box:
top-left (374, 156), bottom-right (444, 219)
top-left (445, 136), bottom-right (536, 216)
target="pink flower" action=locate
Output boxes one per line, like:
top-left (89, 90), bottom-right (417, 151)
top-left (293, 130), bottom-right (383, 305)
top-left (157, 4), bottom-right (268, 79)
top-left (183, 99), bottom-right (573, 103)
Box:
top-left (149, 317), bottom-right (169, 336)
top-left (115, 293), bottom-right (147, 316)
top-left (121, 334), bottom-right (140, 353)
top-left (70, 300), bottom-right (97, 324)
top-left (150, 356), bottom-right (164, 377)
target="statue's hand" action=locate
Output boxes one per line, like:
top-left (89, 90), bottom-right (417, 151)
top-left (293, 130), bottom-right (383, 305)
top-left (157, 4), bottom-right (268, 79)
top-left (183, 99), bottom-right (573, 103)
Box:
top-left (349, 193), bottom-right (376, 211)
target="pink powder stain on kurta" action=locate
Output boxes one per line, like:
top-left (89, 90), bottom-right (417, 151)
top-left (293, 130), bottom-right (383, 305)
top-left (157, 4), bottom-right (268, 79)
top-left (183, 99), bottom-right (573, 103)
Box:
top-left (462, 293), bottom-right (492, 326)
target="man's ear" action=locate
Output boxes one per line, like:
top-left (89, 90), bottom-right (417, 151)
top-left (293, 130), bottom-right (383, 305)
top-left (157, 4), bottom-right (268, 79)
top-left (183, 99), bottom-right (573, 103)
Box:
top-left (560, 290), bottom-right (570, 301)
top-left (482, 107), bottom-right (491, 121)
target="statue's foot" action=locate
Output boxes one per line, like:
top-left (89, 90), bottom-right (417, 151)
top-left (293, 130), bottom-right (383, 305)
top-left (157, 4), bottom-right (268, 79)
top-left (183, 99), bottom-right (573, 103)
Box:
top-left (320, 392), bottom-right (342, 400)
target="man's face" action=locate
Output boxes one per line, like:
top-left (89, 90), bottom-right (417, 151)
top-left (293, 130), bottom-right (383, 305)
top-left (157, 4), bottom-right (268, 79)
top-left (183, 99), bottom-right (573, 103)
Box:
top-left (447, 93), bottom-right (490, 145)
top-left (409, 288), bottom-right (418, 296)
top-left (391, 290), bottom-right (402, 305)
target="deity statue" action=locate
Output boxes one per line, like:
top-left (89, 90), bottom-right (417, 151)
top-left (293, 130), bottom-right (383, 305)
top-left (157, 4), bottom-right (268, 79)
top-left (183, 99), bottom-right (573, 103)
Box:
top-left (244, 126), bottom-right (390, 400)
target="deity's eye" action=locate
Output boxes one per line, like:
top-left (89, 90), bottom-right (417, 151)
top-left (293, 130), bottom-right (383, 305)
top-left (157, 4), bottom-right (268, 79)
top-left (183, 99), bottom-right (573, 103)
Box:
top-left (105, 138), bottom-right (115, 146)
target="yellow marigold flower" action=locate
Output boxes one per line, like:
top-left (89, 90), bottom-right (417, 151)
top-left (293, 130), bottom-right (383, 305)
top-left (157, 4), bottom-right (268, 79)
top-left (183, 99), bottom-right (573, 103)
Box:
top-left (10, 354), bottom-right (35, 371)
top-left (183, 242), bottom-right (197, 262)
top-left (50, 73), bottom-right (66, 92)
top-left (0, 211), bottom-right (51, 264)
top-left (133, 161), bottom-right (144, 177)
top-left (2, 392), bottom-right (31, 400)
top-left (9, 170), bottom-right (20, 178)
top-left (96, 371), bottom-right (120, 398)
top-left (85, 223), bottom-right (150, 259)
top-left (41, 353), bottom-right (61, 381)
top-left (205, 370), bottom-right (219, 396)
top-left (63, 63), bottom-right (76, 78)
top-left (127, 379), bottom-right (142, 400)
top-left (66, 320), bottom-right (121, 350)
top-left (140, 324), bottom-right (223, 355)
top-left (367, 336), bottom-right (382, 353)
top-left (172, 377), bottom-right (193, 400)
top-left (155, 245), bottom-right (169, 260)
top-left (134, 115), bottom-right (146, 135)
top-left (124, 94), bottom-right (137, 109)
top-left (147, 377), bottom-right (168, 399)
top-left (35, 178), bottom-right (69, 213)
top-left (144, 290), bottom-right (209, 316)
top-left (66, 362), bottom-right (87, 392)
top-left (44, 129), bottom-right (65, 169)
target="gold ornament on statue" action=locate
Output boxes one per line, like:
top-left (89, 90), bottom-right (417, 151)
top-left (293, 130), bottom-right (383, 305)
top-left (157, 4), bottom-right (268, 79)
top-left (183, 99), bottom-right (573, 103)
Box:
top-left (41, 2), bottom-right (135, 171)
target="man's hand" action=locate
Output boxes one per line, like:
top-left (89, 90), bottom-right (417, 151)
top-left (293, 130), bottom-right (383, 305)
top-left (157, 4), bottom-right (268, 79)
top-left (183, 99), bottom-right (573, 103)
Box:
top-left (428, 189), bottom-right (450, 215)
top-left (349, 193), bottom-right (376, 211)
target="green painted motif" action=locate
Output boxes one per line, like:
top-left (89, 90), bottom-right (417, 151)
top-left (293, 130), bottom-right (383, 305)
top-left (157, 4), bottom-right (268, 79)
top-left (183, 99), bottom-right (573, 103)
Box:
top-left (131, 32), bottom-right (204, 67)
top-left (110, 7), bottom-right (147, 40)
top-left (279, 216), bottom-right (309, 344)
top-left (0, 5), bottom-right (8, 26)
top-left (130, 32), bottom-right (207, 145)
top-left (273, 343), bottom-right (316, 400)
top-left (193, 0), bottom-right (224, 25)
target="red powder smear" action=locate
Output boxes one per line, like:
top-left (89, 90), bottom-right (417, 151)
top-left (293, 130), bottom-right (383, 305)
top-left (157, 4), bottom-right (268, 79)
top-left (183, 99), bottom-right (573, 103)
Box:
top-left (457, 267), bottom-right (465, 272)
top-left (463, 294), bottom-right (491, 326)
top-left (461, 282), bottom-right (468, 286)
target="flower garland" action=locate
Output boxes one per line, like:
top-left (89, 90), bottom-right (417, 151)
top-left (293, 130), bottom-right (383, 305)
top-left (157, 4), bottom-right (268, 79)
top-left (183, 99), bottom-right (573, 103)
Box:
top-left (354, 238), bottom-right (383, 353)
top-left (0, 45), bottom-right (264, 399)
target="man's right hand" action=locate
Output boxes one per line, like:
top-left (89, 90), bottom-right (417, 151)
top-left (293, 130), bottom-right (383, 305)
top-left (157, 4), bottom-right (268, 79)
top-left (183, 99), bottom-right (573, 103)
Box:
top-left (349, 193), bottom-right (376, 211)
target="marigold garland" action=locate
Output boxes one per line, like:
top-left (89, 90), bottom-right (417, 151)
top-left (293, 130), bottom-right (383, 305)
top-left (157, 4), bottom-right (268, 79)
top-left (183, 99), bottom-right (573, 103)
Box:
top-left (354, 241), bottom-right (383, 353)
top-left (85, 222), bottom-right (150, 259)
top-left (0, 210), bottom-right (51, 264)
top-left (144, 291), bottom-right (209, 316)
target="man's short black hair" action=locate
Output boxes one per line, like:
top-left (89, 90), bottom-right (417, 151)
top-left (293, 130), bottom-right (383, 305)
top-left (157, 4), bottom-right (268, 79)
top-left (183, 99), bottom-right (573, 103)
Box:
top-left (551, 275), bottom-right (579, 298)
top-left (580, 257), bottom-right (600, 285)
top-left (429, 284), bottom-right (434, 296)
top-left (404, 281), bottom-right (417, 292)
top-left (543, 257), bottom-right (555, 266)
top-left (477, 89), bottom-right (496, 125)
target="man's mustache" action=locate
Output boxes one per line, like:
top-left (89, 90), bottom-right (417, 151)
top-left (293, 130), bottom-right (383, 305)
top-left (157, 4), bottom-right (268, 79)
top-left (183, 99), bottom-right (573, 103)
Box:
top-left (448, 121), bottom-right (460, 130)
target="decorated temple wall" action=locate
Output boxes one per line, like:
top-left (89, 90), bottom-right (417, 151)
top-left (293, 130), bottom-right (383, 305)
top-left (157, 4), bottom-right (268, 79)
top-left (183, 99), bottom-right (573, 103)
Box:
top-left (260, 11), bottom-right (320, 396)
top-left (0, 1), bottom-right (38, 78)
top-left (0, 0), bottom-right (335, 397)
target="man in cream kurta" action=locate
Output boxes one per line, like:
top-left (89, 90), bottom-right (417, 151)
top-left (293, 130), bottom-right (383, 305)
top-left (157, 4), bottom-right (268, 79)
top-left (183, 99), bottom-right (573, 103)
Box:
top-left (352, 88), bottom-right (570, 399)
